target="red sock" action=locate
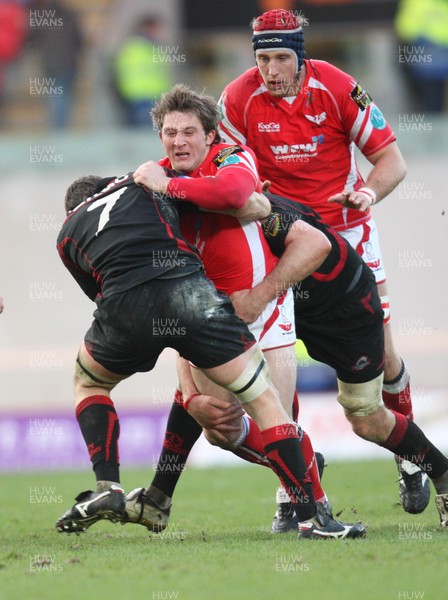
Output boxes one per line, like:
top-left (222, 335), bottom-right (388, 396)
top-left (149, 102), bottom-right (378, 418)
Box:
top-left (301, 431), bottom-right (326, 503)
top-left (292, 389), bottom-right (300, 421)
top-left (232, 417), bottom-right (325, 503)
top-left (231, 417), bottom-right (270, 467)
top-left (260, 423), bottom-right (315, 521)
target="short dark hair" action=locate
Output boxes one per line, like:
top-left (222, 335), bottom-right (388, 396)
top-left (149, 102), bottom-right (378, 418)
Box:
top-left (64, 175), bottom-right (102, 215)
top-left (151, 83), bottom-right (221, 142)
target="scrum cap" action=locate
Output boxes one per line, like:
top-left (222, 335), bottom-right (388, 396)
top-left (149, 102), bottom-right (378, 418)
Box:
top-left (252, 8), bottom-right (305, 73)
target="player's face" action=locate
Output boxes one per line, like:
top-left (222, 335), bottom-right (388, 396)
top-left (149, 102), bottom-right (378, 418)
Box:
top-left (256, 50), bottom-right (298, 97)
top-left (160, 111), bottom-right (216, 173)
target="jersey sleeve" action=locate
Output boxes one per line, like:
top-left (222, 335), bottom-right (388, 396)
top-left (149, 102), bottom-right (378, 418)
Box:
top-left (57, 238), bottom-right (100, 301)
top-left (217, 87), bottom-right (247, 145)
top-left (334, 69), bottom-right (395, 156)
top-left (166, 146), bottom-right (259, 210)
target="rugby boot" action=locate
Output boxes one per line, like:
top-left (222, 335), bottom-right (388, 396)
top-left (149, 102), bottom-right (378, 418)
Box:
top-left (435, 494), bottom-right (448, 527)
top-left (121, 487), bottom-right (171, 532)
top-left (56, 485), bottom-right (126, 534)
top-left (397, 458), bottom-right (430, 514)
top-left (298, 502), bottom-right (366, 540)
top-left (271, 452), bottom-right (326, 533)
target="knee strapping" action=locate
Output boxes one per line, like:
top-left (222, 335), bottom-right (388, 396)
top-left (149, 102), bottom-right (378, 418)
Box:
top-left (337, 374), bottom-right (384, 417)
top-left (75, 355), bottom-right (119, 389)
top-left (225, 347), bottom-right (271, 404)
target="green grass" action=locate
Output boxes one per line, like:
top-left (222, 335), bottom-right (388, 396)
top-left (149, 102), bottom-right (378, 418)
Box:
top-left (0, 460), bottom-right (445, 600)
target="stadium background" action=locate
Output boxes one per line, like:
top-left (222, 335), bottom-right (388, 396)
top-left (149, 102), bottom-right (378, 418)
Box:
top-left (0, 0), bottom-right (447, 472)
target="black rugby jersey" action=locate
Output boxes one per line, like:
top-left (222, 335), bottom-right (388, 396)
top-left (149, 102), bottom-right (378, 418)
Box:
top-left (263, 194), bottom-right (374, 314)
top-left (57, 174), bottom-right (201, 300)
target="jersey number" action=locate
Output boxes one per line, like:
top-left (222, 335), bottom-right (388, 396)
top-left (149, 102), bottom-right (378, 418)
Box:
top-left (87, 188), bottom-right (127, 236)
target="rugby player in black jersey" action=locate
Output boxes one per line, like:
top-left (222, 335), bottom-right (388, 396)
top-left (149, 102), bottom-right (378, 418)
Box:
top-left (140, 193), bottom-right (448, 534)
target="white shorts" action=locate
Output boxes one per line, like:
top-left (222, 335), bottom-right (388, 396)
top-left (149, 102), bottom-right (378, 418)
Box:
top-left (339, 217), bottom-right (387, 284)
top-left (249, 287), bottom-right (296, 351)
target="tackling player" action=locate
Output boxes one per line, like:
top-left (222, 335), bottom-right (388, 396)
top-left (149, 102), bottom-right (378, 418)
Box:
top-left (125, 186), bottom-right (448, 534)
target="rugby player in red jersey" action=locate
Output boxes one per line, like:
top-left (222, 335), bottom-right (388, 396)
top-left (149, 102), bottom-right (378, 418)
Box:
top-left (217, 7), bottom-right (429, 518)
top-left (130, 84), bottom-right (359, 538)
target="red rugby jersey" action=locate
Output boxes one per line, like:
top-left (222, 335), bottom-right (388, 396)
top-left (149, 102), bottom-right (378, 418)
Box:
top-left (159, 143), bottom-right (277, 294)
top-left (218, 60), bottom-right (396, 231)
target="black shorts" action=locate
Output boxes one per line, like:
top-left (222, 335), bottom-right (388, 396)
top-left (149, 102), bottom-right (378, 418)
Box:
top-left (295, 280), bottom-right (384, 384)
top-left (84, 271), bottom-right (255, 375)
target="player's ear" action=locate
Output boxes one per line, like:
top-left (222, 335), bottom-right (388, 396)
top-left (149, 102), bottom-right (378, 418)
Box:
top-left (205, 130), bottom-right (216, 146)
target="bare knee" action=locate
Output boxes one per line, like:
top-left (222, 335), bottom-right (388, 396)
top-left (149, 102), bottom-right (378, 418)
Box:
top-left (203, 427), bottom-right (240, 450)
top-left (73, 349), bottom-right (122, 405)
top-left (347, 407), bottom-right (395, 444)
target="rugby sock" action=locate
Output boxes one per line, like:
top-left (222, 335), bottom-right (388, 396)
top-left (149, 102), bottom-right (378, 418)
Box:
top-left (231, 416), bottom-right (270, 467)
top-left (382, 359), bottom-right (414, 420)
top-left (381, 411), bottom-right (448, 479)
top-left (76, 395), bottom-right (120, 483)
top-left (233, 417), bottom-right (326, 503)
top-left (291, 391), bottom-right (326, 502)
top-left (301, 430), bottom-right (326, 504)
top-left (150, 390), bottom-right (202, 498)
top-left (292, 389), bottom-right (300, 421)
top-left (260, 423), bottom-right (316, 521)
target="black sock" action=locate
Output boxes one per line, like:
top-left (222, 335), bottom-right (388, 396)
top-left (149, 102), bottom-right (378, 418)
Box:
top-left (382, 411), bottom-right (448, 479)
top-left (150, 393), bottom-right (202, 498)
top-left (76, 395), bottom-right (120, 483)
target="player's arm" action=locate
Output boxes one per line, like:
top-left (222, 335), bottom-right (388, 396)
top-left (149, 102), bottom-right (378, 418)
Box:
top-left (326, 72), bottom-right (406, 211)
top-left (172, 189), bottom-right (271, 221)
top-left (328, 142), bottom-right (407, 211)
top-left (206, 191), bottom-right (271, 220)
top-left (133, 160), bottom-right (256, 211)
top-left (360, 141), bottom-right (407, 203)
top-left (57, 244), bottom-right (100, 301)
top-left (231, 218), bottom-right (331, 323)
top-left (62, 265), bottom-right (100, 300)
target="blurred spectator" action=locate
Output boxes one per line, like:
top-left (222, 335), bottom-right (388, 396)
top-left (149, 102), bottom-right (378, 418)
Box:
top-left (113, 15), bottom-right (172, 127)
top-left (395, 0), bottom-right (448, 113)
top-left (0, 0), bottom-right (27, 120)
top-left (31, 0), bottom-right (83, 128)
top-left (0, 296), bottom-right (4, 313)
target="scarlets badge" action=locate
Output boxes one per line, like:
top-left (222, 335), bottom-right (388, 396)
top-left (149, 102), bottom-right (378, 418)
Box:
top-left (263, 213), bottom-right (281, 237)
top-left (213, 145), bottom-right (243, 166)
top-left (350, 83), bottom-right (372, 111)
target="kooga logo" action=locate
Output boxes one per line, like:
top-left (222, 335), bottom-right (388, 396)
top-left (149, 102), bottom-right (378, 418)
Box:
top-left (258, 122), bottom-right (281, 132)
top-left (258, 38), bottom-right (283, 43)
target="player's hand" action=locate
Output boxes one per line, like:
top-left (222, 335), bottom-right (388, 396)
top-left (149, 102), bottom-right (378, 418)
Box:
top-left (186, 394), bottom-right (244, 432)
top-left (261, 180), bottom-right (272, 193)
top-left (328, 189), bottom-right (374, 212)
top-left (133, 161), bottom-right (171, 194)
top-left (230, 289), bottom-right (265, 324)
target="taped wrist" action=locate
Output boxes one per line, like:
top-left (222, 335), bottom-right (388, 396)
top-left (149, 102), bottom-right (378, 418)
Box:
top-left (358, 186), bottom-right (377, 206)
